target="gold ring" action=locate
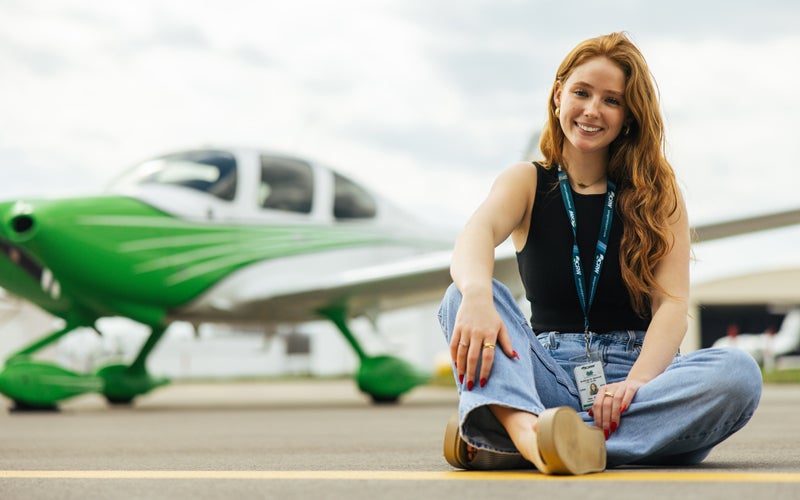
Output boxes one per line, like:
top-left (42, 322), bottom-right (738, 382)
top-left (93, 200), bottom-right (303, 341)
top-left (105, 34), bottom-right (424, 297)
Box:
top-left (604, 392), bottom-right (615, 398)
top-left (459, 341), bottom-right (468, 347)
top-left (483, 343), bottom-right (496, 349)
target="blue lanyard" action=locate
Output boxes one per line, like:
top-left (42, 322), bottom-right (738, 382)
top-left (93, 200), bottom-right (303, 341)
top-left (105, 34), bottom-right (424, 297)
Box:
top-left (557, 166), bottom-right (616, 334)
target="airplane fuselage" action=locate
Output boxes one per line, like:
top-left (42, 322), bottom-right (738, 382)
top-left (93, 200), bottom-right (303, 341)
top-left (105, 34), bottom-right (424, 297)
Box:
top-left (0, 148), bottom-right (453, 329)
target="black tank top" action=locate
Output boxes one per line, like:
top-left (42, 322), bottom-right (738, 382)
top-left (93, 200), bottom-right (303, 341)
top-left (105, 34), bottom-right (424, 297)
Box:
top-left (516, 163), bottom-right (650, 333)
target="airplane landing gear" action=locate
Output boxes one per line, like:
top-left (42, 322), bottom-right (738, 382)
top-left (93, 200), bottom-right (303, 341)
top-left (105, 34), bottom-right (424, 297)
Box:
top-left (95, 324), bottom-right (170, 405)
top-left (0, 320), bottom-right (170, 411)
top-left (96, 364), bottom-right (169, 405)
top-left (0, 357), bottom-right (103, 410)
top-left (356, 354), bottom-right (430, 404)
top-left (0, 319), bottom-right (103, 411)
top-left (318, 305), bottom-right (430, 404)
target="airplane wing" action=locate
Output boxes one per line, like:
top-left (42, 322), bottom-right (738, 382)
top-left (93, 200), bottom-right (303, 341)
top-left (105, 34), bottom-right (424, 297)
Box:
top-left (173, 247), bottom-right (523, 324)
top-left (693, 208), bottom-right (800, 242)
top-left (177, 207), bottom-right (800, 325)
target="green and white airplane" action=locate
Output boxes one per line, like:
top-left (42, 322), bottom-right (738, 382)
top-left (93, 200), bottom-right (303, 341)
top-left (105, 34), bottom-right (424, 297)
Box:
top-left (0, 147), bottom-right (797, 410)
top-left (0, 147), bottom-right (523, 409)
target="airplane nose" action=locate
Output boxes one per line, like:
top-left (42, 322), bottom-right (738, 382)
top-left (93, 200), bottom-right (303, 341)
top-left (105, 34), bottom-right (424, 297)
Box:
top-left (10, 214), bottom-right (35, 234)
top-left (4, 204), bottom-right (38, 242)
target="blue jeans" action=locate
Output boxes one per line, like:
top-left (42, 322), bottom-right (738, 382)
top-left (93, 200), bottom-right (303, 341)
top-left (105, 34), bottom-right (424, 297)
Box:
top-left (437, 280), bottom-right (763, 467)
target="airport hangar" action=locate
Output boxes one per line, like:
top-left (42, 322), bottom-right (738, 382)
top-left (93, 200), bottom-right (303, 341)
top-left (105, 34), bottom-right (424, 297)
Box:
top-left (686, 267), bottom-right (800, 352)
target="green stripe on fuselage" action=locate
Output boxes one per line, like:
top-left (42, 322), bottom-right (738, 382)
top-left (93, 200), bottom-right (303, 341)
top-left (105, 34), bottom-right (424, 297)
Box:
top-left (0, 196), bottom-right (446, 324)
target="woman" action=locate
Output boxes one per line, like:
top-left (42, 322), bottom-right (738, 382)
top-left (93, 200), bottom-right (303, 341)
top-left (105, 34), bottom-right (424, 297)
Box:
top-left (438, 32), bottom-right (762, 475)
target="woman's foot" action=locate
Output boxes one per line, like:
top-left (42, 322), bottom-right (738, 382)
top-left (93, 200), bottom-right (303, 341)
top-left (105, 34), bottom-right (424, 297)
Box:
top-left (443, 413), bottom-right (532, 470)
top-left (531, 407), bottom-right (606, 474)
top-left (491, 406), bottom-right (606, 475)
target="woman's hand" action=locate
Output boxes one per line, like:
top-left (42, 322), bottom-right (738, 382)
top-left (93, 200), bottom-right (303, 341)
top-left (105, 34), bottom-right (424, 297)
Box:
top-left (590, 378), bottom-right (645, 439)
top-left (449, 294), bottom-right (517, 391)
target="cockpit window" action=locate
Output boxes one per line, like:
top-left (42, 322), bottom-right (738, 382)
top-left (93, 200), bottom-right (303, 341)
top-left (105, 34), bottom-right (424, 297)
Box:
top-left (259, 155), bottom-right (314, 214)
top-left (333, 173), bottom-right (376, 219)
top-left (111, 150), bottom-right (237, 201)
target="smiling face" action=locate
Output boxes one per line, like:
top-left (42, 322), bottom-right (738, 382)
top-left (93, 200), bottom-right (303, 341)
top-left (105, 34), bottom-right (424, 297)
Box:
top-left (554, 56), bottom-right (627, 162)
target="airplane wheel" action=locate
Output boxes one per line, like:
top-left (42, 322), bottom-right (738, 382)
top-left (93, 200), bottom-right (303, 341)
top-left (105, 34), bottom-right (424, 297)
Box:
top-left (105, 396), bottom-right (135, 406)
top-left (370, 394), bottom-right (400, 405)
top-left (9, 400), bottom-right (60, 413)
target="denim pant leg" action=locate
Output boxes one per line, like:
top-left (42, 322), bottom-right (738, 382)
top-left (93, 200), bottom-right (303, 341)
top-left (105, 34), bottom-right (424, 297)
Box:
top-left (605, 347), bottom-right (762, 467)
top-left (437, 280), bottom-right (582, 454)
top-left (546, 331), bottom-right (763, 466)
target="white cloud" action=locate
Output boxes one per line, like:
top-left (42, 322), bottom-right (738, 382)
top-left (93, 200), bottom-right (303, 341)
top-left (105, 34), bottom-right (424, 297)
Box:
top-left (0, 0), bottom-right (798, 275)
top-left (647, 35), bottom-right (800, 222)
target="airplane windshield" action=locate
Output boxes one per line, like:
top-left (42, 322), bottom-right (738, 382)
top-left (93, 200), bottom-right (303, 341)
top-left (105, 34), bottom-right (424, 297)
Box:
top-left (111, 150), bottom-right (238, 201)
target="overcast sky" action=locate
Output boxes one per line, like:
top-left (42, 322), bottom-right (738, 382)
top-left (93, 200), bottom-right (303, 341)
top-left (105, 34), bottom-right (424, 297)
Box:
top-left (1, 0), bottom-right (799, 284)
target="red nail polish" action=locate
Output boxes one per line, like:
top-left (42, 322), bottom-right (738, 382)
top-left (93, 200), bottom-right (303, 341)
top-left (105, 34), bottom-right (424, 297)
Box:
top-left (459, 373), bottom-right (464, 384)
top-left (480, 378), bottom-right (487, 388)
top-left (604, 429), bottom-right (610, 440)
top-left (611, 421), bottom-right (618, 433)
top-left (621, 404), bottom-right (627, 414)
top-left (588, 409), bottom-right (593, 417)
top-left (467, 380), bottom-right (474, 391)
top-left (513, 351), bottom-right (520, 360)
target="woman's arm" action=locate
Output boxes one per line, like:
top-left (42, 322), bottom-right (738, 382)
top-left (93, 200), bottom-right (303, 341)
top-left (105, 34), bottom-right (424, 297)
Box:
top-left (593, 191), bottom-right (691, 435)
top-left (449, 161), bottom-right (537, 390)
top-left (628, 190), bottom-right (691, 380)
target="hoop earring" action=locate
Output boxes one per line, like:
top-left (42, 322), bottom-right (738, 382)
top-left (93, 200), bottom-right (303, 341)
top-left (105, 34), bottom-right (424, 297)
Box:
top-left (554, 107), bottom-right (560, 118)
top-left (623, 125), bottom-right (630, 136)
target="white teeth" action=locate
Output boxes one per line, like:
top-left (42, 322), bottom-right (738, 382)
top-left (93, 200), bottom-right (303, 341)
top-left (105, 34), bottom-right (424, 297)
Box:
top-left (577, 123), bottom-right (601, 132)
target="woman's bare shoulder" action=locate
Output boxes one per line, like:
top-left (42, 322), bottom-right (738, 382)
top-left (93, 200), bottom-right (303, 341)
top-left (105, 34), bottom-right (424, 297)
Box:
top-left (489, 162), bottom-right (539, 249)
top-left (496, 161), bottom-right (539, 187)
top-left (505, 160), bottom-right (540, 174)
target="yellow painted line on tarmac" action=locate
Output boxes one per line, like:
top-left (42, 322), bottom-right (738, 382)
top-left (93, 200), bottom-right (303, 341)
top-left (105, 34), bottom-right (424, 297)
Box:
top-left (0, 470), bottom-right (798, 482)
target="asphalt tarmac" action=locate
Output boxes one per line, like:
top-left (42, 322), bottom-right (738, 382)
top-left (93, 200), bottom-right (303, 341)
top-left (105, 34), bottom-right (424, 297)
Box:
top-left (0, 379), bottom-right (798, 500)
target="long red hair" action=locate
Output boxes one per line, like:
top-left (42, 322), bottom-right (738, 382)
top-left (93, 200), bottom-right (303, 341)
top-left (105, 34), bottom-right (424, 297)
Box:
top-left (539, 32), bottom-right (680, 316)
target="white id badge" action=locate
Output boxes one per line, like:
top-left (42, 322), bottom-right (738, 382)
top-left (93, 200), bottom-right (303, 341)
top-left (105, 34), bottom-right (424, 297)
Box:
top-left (573, 355), bottom-right (607, 410)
